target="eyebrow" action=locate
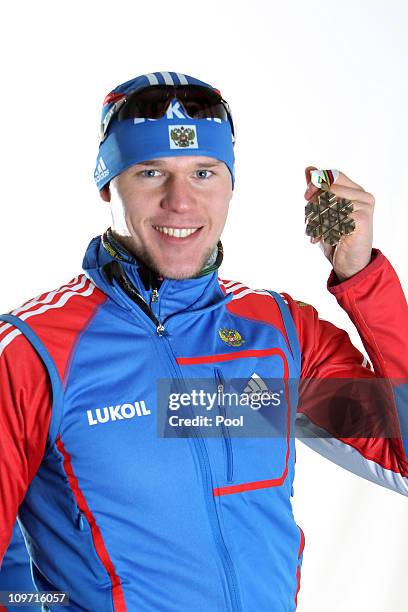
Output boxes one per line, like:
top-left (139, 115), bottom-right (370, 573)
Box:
top-left (136, 159), bottom-right (223, 168)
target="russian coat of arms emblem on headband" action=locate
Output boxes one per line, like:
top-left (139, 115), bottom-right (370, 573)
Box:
top-left (169, 125), bottom-right (198, 149)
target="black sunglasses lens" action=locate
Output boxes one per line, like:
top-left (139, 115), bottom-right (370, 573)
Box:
top-left (116, 85), bottom-right (228, 122)
top-left (179, 86), bottom-right (228, 121)
top-left (117, 86), bottom-right (171, 120)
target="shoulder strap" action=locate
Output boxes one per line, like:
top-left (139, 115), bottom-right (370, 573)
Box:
top-left (267, 291), bottom-right (301, 371)
top-left (0, 314), bottom-right (63, 450)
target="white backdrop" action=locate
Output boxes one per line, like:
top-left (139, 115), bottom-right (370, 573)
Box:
top-left (1, 1), bottom-right (407, 610)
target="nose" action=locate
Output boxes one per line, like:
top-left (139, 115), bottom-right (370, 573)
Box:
top-left (160, 173), bottom-right (197, 214)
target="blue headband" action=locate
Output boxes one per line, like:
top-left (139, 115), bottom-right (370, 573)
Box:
top-left (94, 71), bottom-right (235, 190)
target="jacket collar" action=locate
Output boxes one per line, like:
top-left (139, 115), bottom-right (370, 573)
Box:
top-left (82, 228), bottom-right (231, 319)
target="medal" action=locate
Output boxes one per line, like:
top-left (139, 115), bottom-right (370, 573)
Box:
top-left (305, 169), bottom-right (356, 246)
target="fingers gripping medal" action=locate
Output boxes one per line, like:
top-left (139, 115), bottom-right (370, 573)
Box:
top-left (305, 169), bottom-right (355, 246)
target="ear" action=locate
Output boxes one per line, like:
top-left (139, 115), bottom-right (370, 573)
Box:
top-left (99, 184), bottom-right (111, 203)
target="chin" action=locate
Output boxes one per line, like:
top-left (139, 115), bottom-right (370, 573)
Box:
top-left (137, 244), bottom-right (214, 280)
top-left (157, 263), bottom-right (203, 280)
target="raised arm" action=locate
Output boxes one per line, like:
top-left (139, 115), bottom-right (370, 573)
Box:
top-left (289, 248), bottom-right (408, 494)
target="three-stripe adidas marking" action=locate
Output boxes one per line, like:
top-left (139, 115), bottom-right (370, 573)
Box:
top-left (0, 275), bottom-right (96, 357)
top-left (218, 279), bottom-right (279, 302)
top-left (144, 72), bottom-right (190, 86)
top-left (95, 157), bottom-right (109, 183)
top-left (244, 372), bottom-right (269, 394)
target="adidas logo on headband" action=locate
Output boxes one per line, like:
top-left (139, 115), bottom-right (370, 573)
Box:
top-left (95, 156), bottom-right (109, 184)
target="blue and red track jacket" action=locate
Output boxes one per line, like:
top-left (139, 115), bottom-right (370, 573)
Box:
top-left (0, 232), bottom-right (407, 611)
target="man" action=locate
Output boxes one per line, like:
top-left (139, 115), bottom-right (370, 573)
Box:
top-left (0, 70), bottom-right (407, 611)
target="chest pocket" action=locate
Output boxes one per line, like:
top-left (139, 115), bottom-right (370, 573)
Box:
top-left (172, 292), bottom-right (302, 494)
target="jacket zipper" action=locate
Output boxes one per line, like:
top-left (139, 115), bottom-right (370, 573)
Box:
top-left (214, 367), bottom-right (234, 483)
top-left (159, 334), bottom-right (242, 612)
top-left (104, 261), bottom-right (165, 335)
top-left (108, 264), bottom-right (242, 611)
top-left (76, 509), bottom-right (85, 531)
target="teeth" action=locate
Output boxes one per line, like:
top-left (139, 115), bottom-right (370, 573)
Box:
top-left (153, 226), bottom-right (199, 239)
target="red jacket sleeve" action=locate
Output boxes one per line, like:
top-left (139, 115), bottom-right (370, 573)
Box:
top-left (0, 328), bottom-right (52, 563)
top-left (286, 249), bottom-right (408, 494)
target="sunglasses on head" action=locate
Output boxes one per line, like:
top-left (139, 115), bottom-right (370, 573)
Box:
top-left (100, 84), bottom-right (235, 144)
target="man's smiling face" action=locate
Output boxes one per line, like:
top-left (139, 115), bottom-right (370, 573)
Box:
top-left (100, 156), bottom-right (233, 279)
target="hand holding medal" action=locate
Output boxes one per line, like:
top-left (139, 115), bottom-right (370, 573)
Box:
top-left (304, 166), bottom-right (375, 282)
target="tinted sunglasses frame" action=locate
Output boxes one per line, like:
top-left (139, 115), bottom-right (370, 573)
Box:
top-left (100, 85), bottom-right (235, 144)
